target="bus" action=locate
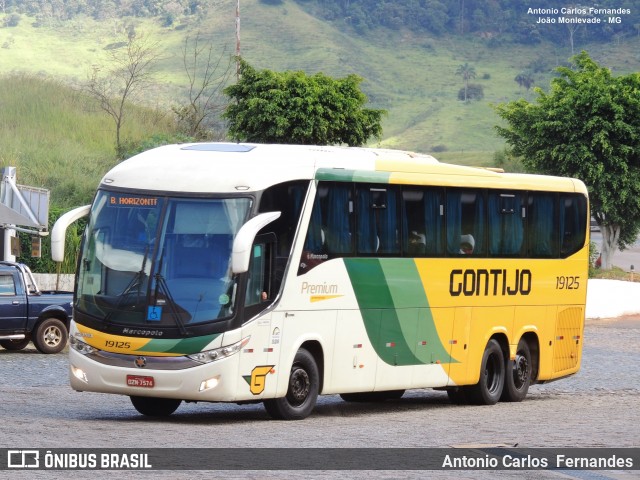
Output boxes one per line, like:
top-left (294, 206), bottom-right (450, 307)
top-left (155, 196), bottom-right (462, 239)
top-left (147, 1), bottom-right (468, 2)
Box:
top-left (52, 143), bottom-right (589, 420)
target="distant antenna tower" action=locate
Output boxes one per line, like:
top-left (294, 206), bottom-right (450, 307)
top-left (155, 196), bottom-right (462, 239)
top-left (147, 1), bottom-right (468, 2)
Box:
top-left (235, 0), bottom-right (240, 80)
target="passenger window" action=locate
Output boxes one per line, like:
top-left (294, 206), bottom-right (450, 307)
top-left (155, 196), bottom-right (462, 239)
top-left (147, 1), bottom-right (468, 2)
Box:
top-left (402, 188), bottom-right (444, 256)
top-left (0, 275), bottom-right (16, 295)
top-left (446, 189), bottom-right (485, 255)
top-left (560, 194), bottom-right (587, 257)
top-left (299, 183), bottom-right (353, 275)
top-left (527, 193), bottom-right (557, 257)
top-left (488, 192), bottom-right (524, 256)
top-left (356, 186), bottom-right (400, 255)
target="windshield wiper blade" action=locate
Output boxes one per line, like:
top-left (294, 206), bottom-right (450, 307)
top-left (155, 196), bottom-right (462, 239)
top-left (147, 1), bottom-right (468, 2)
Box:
top-left (154, 272), bottom-right (188, 336)
top-left (102, 245), bottom-right (151, 328)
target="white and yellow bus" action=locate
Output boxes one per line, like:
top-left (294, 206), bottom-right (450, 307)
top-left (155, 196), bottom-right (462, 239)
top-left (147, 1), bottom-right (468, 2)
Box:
top-left (52, 143), bottom-right (588, 420)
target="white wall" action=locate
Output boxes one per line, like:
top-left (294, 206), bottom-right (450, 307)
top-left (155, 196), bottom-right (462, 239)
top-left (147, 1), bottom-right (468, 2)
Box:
top-left (32, 273), bottom-right (74, 292)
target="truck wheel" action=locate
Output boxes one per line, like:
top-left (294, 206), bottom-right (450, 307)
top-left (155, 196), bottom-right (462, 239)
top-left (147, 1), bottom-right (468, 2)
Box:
top-left (130, 396), bottom-right (182, 417)
top-left (32, 318), bottom-right (68, 354)
top-left (263, 348), bottom-right (319, 420)
top-left (501, 338), bottom-right (532, 402)
top-left (466, 339), bottom-right (505, 405)
top-left (0, 338), bottom-right (31, 351)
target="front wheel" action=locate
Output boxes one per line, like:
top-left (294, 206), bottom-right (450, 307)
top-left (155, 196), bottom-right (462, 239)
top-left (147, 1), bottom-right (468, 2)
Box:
top-left (32, 318), bottom-right (68, 354)
top-left (0, 338), bottom-right (31, 351)
top-left (130, 396), bottom-right (182, 417)
top-left (501, 339), bottom-right (533, 402)
top-left (466, 339), bottom-right (505, 405)
top-left (263, 348), bottom-right (319, 420)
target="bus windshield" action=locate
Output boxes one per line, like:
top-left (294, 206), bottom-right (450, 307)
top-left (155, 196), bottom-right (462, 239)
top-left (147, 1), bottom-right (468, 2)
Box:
top-left (76, 191), bottom-right (251, 328)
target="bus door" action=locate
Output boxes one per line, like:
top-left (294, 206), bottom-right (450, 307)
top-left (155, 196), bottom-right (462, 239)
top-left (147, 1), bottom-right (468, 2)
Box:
top-left (238, 235), bottom-right (280, 400)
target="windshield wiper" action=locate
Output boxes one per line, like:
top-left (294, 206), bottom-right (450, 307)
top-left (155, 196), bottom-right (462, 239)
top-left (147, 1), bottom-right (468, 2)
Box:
top-left (153, 271), bottom-right (188, 336)
top-left (102, 245), bottom-right (151, 328)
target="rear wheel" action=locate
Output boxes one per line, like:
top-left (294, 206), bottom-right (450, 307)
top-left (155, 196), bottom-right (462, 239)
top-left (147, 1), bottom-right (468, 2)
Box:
top-left (0, 338), bottom-right (31, 351)
top-left (32, 318), bottom-right (68, 354)
top-left (130, 396), bottom-right (182, 417)
top-left (340, 390), bottom-right (405, 402)
top-left (264, 348), bottom-right (319, 420)
top-left (501, 339), bottom-right (532, 402)
top-left (466, 339), bottom-right (505, 405)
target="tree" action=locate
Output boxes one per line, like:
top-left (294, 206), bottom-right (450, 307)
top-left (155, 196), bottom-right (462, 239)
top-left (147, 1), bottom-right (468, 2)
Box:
top-left (173, 34), bottom-right (233, 140)
top-left (514, 71), bottom-right (534, 90)
top-left (495, 51), bottom-right (640, 270)
top-left (87, 31), bottom-right (162, 156)
top-left (223, 59), bottom-right (385, 146)
top-left (455, 62), bottom-right (476, 102)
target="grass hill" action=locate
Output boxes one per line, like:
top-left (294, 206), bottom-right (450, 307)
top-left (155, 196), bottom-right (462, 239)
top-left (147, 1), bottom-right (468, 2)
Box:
top-left (1, 1), bottom-right (639, 206)
top-left (0, 75), bottom-right (176, 208)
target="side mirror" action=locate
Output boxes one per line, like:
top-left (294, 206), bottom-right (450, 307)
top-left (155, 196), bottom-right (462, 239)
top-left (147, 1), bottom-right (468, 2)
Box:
top-left (231, 212), bottom-right (281, 274)
top-left (51, 205), bottom-right (91, 262)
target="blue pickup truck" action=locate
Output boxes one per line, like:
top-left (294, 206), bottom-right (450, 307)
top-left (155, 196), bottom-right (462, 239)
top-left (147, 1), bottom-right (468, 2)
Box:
top-left (0, 261), bottom-right (73, 354)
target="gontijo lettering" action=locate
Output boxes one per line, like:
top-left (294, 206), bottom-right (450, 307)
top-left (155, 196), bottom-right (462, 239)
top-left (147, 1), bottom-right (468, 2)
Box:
top-left (450, 268), bottom-right (532, 296)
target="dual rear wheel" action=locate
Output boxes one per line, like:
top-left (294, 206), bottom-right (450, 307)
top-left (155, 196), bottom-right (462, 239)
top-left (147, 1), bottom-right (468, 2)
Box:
top-left (448, 338), bottom-right (532, 405)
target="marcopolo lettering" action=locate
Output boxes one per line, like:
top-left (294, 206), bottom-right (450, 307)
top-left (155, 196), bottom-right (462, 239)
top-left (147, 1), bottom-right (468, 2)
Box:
top-left (449, 269), bottom-right (532, 297)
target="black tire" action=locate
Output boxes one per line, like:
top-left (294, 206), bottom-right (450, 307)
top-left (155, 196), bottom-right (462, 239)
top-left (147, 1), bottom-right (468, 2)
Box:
top-left (340, 390), bottom-right (405, 402)
top-left (0, 338), bottom-right (31, 351)
top-left (130, 396), bottom-right (182, 417)
top-left (466, 339), bottom-right (505, 405)
top-left (501, 338), bottom-right (533, 402)
top-left (32, 318), bottom-right (68, 354)
top-left (263, 348), bottom-right (319, 420)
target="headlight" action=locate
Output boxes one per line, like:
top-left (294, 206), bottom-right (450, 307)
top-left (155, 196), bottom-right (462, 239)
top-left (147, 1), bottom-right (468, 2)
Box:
top-left (70, 336), bottom-right (98, 355)
top-left (187, 336), bottom-right (250, 364)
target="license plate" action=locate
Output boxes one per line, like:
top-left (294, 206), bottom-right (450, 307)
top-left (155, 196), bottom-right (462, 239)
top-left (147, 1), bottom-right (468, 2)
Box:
top-left (126, 375), bottom-right (155, 388)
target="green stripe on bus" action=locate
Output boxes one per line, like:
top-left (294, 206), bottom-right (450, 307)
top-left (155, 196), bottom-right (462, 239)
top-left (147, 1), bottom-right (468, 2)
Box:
top-left (380, 259), bottom-right (456, 364)
top-left (315, 168), bottom-right (391, 184)
top-left (141, 334), bottom-right (221, 355)
top-left (344, 258), bottom-right (455, 366)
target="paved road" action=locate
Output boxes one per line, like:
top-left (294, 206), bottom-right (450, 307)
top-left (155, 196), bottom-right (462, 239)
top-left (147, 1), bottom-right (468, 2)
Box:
top-left (1, 316), bottom-right (638, 480)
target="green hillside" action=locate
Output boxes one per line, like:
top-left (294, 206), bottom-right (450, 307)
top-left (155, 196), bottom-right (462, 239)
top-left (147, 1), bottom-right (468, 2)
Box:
top-left (0, 75), bottom-right (176, 208)
top-left (1, 0), bottom-right (639, 201)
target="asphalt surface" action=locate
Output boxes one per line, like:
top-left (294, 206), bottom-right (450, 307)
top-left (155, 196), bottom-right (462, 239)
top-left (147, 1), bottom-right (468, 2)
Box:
top-left (1, 313), bottom-right (638, 479)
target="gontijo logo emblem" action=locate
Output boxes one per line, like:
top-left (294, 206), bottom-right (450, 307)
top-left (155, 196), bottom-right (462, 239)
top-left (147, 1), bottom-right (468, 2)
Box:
top-left (242, 365), bottom-right (275, 395)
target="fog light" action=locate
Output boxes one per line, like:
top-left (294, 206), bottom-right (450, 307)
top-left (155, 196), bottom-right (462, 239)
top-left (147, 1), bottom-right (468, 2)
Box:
top-left (199, 376), bottom-right (219, 392)
top-left (71, 365), bottom-right (88, 383)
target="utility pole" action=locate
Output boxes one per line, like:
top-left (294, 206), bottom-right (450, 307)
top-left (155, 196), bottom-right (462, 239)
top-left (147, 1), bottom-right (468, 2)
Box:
top-left (235, 0), bottom-right (240, 80)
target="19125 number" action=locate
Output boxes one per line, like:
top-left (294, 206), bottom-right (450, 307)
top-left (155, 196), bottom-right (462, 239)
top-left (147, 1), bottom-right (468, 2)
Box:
top-left (105, 340), bottom-right (131, 349)
top-left (556, 276), bottom-right (580, 290)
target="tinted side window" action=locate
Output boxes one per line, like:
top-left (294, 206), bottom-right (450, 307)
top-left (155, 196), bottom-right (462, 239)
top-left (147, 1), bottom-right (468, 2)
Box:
top-left (488, 191), bottom-right (525, 256)
top-left (356, 185), bottom-right (400, 255)
top-left (402, 188), bottom-right (444, 256)
top-left (527, 193), bottom-right (558, 257)
top-left (559, 194), bottom-right (587, 258)
top-left (446, 189), bottom-right (485, 256)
